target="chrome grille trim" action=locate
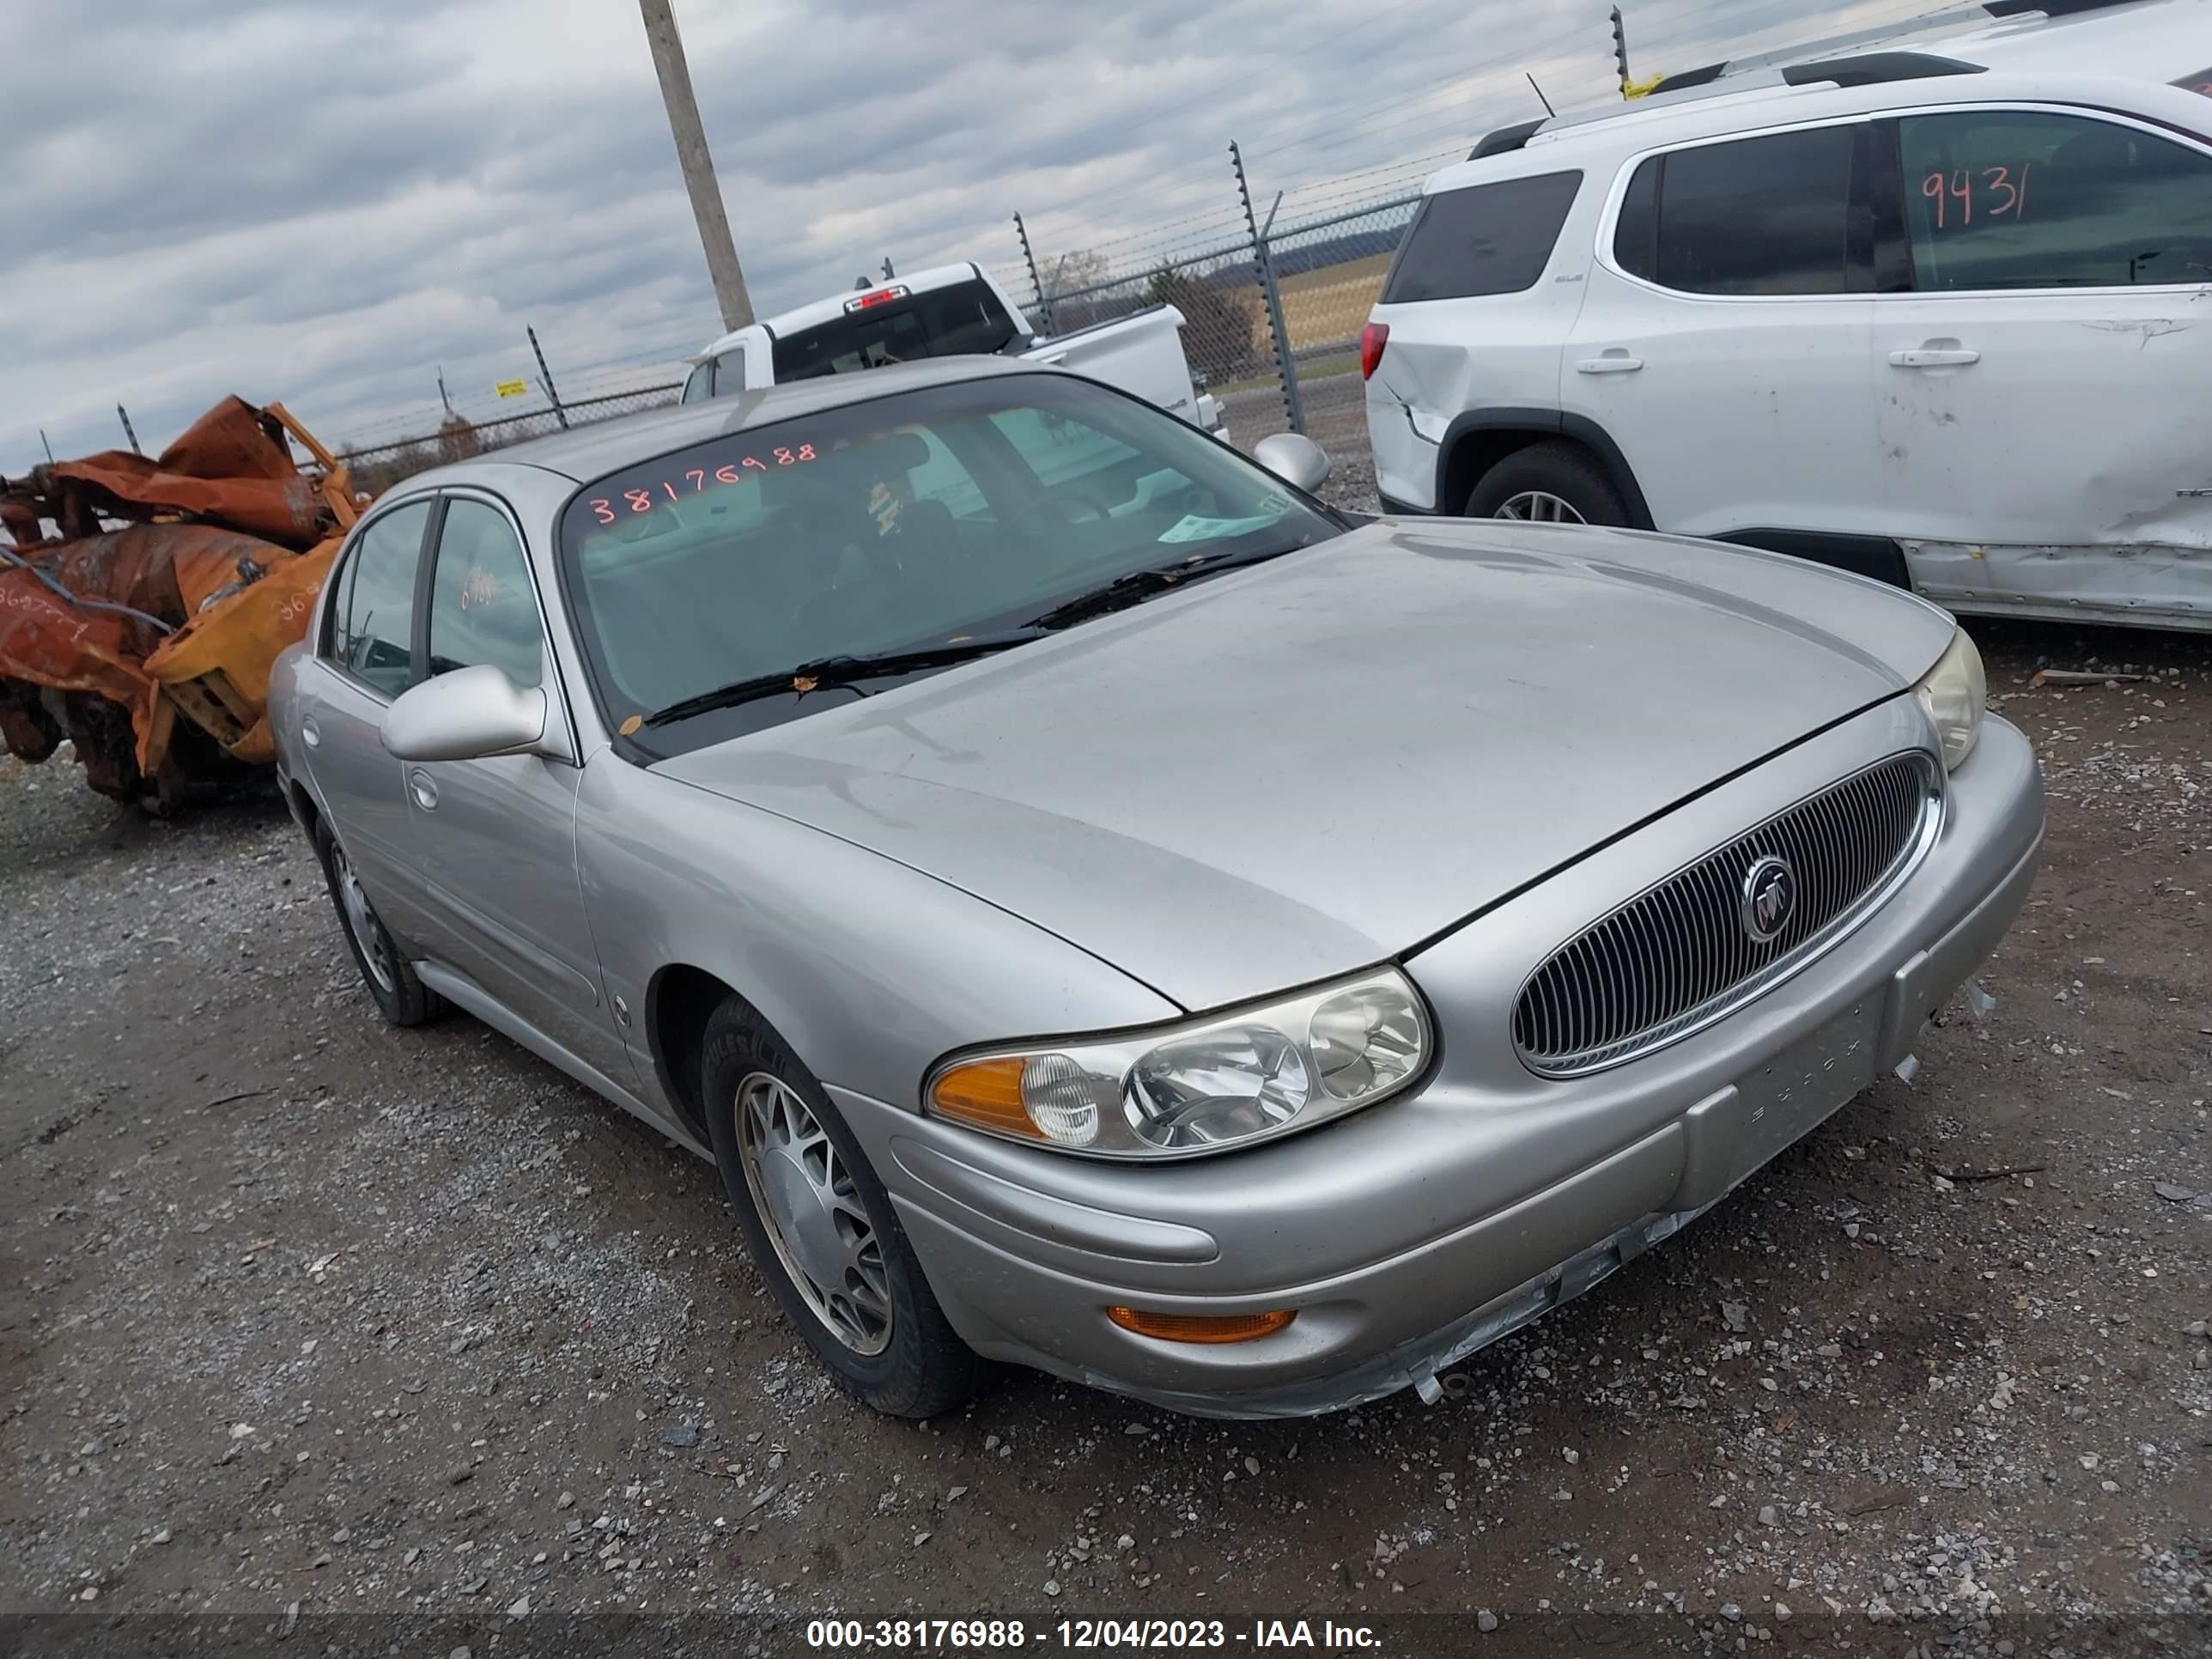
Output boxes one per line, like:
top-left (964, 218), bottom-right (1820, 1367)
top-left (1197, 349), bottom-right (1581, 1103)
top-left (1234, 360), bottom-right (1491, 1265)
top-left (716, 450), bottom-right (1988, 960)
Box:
top-left (1513, 751), bottom-right (1943, 1078)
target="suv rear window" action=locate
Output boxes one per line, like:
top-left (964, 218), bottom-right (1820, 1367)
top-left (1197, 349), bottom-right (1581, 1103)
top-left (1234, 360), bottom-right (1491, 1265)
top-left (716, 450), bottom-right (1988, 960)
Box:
top-left (1615, 126), bottom-right (1857, 295)
top-left (770, 279), bottom-right (1023, 382)
top-left (1380, 171), bottom-right (1583, 303)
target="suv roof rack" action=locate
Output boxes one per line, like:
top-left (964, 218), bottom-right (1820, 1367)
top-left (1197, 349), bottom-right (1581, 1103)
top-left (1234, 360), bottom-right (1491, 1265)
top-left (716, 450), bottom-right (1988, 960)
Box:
top-left (1468, 118), bottom-right (1547, 159)
top-left (1778, 51), bottom-right (1987, 86)
top-left (1984, 0), bottom-right (2154, 15)
top-left (1462, 0), bottom-right (2144, 161)
top-left (1654, 47), bottom-right (1986, 95)
top-left (1640, 0), bottom-right (2148, 94)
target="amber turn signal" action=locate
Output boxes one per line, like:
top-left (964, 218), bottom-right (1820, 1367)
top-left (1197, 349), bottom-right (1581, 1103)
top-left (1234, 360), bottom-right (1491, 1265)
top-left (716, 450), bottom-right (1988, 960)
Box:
top-left (928, 1057), bottom-right (1042, 1140)
top-left (1105, 1306), bottom-right (1297, 1344)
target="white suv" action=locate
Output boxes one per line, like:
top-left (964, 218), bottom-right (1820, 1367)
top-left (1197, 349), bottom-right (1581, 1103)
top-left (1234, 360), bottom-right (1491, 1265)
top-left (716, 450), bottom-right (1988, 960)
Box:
top-left (1362, 0), bottom-right (2212, 632)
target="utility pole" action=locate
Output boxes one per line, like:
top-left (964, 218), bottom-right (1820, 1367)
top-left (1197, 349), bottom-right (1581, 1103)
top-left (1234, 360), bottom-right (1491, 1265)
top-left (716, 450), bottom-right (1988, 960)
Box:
top-left (639, 0), bottom-right (754, 331)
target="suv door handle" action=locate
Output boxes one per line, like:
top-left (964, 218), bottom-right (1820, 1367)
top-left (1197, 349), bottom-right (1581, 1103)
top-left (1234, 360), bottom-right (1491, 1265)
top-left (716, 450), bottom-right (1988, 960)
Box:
top-left (407, 768), bottom-right (438, 811)
top-left (1576, 352), bottom-right (1644, 374)
top-left (299, 714), bottom-right (321, 749)
top-left (1889, 343), bottom-right (1979, 368)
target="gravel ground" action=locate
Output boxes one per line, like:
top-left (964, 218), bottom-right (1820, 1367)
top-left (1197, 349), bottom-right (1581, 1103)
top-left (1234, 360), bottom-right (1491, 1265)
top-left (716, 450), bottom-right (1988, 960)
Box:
top-left (3, 481), bottom-right (2208, 1655)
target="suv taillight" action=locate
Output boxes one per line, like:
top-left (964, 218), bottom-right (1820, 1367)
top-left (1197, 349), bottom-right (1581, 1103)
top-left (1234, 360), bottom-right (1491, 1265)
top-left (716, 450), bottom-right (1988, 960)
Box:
top-left (1359, 321), bottom-right (1389, 381)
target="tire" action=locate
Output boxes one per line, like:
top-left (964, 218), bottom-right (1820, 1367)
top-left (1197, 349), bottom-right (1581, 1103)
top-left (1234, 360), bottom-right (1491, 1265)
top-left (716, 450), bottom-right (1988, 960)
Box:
top-left (701, 995), bottom-right (986, 1419)
top-left (1465, 441), bottom-right (1631, 526)
top-left (313, 823), bottom-right (443, 1028)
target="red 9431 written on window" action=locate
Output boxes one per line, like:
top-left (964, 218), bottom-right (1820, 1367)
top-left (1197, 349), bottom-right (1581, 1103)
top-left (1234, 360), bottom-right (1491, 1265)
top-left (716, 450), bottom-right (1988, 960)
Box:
top-left (1920, 164), bottom-right (2032, 230)
top-left (588, 444), bottom-right (820, 524)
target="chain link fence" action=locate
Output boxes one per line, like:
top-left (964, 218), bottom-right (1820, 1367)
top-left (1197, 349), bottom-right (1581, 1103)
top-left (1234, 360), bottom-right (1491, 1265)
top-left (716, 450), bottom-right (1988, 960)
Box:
top-left (1006, 145), bottom-right (1436, 459)
top-left (337, 379), bottom-right (683, 495)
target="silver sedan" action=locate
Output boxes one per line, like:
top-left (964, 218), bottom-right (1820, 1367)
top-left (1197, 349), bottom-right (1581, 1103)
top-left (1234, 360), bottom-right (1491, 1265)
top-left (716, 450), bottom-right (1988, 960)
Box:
top-left (269, 358), bottom-right (2044, 1419)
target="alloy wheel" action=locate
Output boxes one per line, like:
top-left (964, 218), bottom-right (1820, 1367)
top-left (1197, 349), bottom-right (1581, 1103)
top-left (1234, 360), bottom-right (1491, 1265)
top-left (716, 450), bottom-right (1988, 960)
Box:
top-left (733, 1073), bottom-right (893, 1355)
top-left (1494, 490), bottom-right (1587, 524)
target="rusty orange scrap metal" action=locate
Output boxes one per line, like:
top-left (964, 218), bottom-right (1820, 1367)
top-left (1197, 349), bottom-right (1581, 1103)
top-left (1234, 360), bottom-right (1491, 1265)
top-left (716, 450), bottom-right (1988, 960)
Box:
top-left (0, 396), bottom-right (362, 807)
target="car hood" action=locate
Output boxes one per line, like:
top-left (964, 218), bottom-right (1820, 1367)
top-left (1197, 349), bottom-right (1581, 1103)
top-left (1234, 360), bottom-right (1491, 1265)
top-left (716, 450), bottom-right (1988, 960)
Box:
top-left (654, 520), bottom-right (1954, 1011)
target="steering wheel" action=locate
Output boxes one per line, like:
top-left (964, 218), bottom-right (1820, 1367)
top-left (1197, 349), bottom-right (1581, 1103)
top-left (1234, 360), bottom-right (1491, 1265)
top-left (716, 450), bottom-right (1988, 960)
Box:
top-left (1004, 489), bottom-right (1110, 538)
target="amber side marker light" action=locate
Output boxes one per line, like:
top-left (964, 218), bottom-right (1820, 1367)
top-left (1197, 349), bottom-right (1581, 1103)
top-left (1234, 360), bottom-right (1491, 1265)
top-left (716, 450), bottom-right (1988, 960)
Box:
top-left (1105, 1307), bottom-right (1297, 1344)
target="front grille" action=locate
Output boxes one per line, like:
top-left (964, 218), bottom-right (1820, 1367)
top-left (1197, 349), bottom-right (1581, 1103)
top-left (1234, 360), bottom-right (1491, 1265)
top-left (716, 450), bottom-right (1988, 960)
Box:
top-left (1513, 751), bottom-right (1940, 1077)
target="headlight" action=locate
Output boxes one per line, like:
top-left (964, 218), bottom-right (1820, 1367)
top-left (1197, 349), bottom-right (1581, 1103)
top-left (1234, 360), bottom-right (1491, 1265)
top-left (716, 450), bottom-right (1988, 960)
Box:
top-left (1912, 625), bottom-right (1985, 771)
top-left (926, 968), bottom-right (1431, 1159)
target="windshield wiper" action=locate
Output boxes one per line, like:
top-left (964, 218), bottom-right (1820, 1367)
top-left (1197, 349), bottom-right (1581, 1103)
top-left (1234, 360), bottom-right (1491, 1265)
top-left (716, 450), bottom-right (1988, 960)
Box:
top-left (640, 632), bottom-right (1042, 728)
top-left (1024, 544), bottom-right (1299, 632)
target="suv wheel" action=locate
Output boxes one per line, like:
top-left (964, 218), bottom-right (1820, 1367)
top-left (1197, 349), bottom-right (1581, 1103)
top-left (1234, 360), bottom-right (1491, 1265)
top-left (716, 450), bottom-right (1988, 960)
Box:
top-left (1466, 441), bottom-right (1630, 526)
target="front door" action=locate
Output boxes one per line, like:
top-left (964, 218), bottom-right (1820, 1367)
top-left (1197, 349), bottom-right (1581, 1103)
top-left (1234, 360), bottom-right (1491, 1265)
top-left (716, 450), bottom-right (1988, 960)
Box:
top-left (394, 493), bottom-right (634, 1085)
top-left (292, 497), bottom-right (436, 947)
top-left (1868, 106), bottom-right (2212, 624)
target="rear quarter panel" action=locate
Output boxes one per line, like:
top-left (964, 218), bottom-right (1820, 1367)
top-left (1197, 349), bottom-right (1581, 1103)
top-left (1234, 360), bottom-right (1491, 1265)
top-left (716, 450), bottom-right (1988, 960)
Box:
top-left (1365, 157), bottom-right (1606, 510)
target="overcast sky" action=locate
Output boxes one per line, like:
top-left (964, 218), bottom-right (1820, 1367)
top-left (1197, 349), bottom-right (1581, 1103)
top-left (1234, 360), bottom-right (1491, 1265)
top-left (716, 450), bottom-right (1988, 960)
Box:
top-left (1, 0), bottom-right (1938, 473)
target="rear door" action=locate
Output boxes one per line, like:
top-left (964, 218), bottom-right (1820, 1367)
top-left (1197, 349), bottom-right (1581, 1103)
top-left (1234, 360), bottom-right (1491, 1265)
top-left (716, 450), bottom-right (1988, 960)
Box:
top-left (1865, 104), bottom-right (2212, 624)
top-left (291, 497), bottom-right (437, 944)
top-left (1564, 119), bottom-right (1882, 548)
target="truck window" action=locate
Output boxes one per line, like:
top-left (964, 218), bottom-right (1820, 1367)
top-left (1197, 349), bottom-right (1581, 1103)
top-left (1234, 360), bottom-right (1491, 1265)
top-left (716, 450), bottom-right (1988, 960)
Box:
top-left (770, 280), bottom-right (1022, 382)
top-left (1380, 171), bottom-right (1583, 303)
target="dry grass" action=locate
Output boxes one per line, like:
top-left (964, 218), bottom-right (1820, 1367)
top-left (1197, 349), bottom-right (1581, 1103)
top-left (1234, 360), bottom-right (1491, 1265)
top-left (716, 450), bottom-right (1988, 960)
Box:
top-left (1277, 252), bottom-right (1392, 350)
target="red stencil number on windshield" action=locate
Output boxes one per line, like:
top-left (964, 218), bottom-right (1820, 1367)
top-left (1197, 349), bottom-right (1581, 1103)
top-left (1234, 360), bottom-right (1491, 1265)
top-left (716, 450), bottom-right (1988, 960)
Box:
top-left (588, 444), bottom-right (819, 525)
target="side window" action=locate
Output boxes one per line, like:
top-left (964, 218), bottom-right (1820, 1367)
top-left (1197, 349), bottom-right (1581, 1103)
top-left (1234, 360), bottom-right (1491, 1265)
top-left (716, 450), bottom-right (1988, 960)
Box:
top-left (425, 500), bottom-right (544, 690)
top-left (1631, 125), bottom-right (1857, 295)
top-left (679, 362), bottom-right (714, 404)
top-left (1380, 170), bottom-right (1583, 303)
top-left (1897, 110), bottom-right (2212, 290)
top-left (329, 500), bottom-right (431, 697)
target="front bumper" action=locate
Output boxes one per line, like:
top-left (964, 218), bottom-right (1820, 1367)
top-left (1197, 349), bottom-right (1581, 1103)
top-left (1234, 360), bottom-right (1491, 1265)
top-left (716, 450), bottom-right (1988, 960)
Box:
top-left (835, 708), bottom-right (2044, 1417)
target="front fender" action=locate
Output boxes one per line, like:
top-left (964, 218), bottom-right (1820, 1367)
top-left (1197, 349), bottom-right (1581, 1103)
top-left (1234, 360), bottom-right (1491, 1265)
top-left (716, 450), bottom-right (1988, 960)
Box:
top-left (574, 756), bottom-right (1182, 1121)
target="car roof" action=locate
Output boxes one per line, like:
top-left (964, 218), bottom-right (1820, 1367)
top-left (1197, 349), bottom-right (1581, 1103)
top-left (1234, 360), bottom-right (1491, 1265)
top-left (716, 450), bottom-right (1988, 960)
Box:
top-left (691, 262), bottom-right (997, 364)
top-left (1424, 0), bottom-right (2209, 191)
top-left (387, 356), bottom-right (1045, 491)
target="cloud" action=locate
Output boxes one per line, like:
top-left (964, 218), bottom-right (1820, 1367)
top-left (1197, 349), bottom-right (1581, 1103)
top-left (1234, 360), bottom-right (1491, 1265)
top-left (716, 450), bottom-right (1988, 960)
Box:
top-left (0, 0), bottom-right (1942, 471)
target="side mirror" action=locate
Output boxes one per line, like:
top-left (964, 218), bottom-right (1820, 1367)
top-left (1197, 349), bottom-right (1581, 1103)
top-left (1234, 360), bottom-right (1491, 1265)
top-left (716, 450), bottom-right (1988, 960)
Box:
top-left (1253, 432), bottom-right (1331, 494)
top-left (381, 665), bottom-right (548, 763)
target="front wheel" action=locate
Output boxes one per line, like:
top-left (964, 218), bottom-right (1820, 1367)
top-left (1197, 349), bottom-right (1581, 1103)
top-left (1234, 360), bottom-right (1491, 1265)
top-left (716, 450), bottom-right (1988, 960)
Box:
top-left (702, 996), bottom-right (987, 1419)
top-left (1465, 441), bottom-right (1630, 526)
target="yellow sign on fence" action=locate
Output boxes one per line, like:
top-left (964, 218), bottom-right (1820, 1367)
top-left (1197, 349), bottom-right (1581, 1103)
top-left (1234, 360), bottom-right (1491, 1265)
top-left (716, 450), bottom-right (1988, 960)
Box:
top-left (494, 379), bottom-right (530, 400)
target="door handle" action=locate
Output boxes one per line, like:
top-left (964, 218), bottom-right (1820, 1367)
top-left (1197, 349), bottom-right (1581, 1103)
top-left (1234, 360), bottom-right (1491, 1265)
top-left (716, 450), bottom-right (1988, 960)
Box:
top-left (299, 714), bottom-right (321, 749)
top-left (407, 768), bottom-right (438, 811)
top-left (1576, 352), bottom-right (1644, 374)
top-left (1889, 344), bottom-right (1979, 368)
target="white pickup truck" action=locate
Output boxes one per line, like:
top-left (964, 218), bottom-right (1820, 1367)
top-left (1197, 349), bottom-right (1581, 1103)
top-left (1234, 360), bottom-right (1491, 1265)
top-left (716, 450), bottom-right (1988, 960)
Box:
top-left (678, 262), bottom-right (1226, 435)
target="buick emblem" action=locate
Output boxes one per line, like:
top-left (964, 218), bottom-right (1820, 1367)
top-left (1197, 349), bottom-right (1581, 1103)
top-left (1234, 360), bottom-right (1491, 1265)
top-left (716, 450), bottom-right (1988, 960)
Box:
top-left (1740, 855), bottom-right (1797, 943)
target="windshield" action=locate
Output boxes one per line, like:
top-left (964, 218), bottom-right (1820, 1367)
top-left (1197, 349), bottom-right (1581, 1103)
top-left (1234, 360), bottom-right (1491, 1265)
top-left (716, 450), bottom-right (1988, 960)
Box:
top-left (771, 279), bottom-right (1023, 381)
top-left (557, 374), bottom-right (1340, 755)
